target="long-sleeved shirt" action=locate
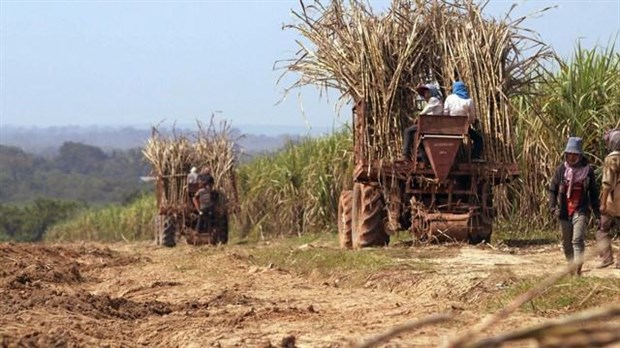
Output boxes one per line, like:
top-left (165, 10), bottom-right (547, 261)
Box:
top-left (420, 97), bottom-right (443, 115)
top-left (443, 94), bottom-right (476, 124)
top-left (548, 160), bottom-right (600, 220)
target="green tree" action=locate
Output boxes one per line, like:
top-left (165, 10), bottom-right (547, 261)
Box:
top-left (0, 199), bottom-right (81, 241)
top-left (56, 141), bottom-right (108, 174)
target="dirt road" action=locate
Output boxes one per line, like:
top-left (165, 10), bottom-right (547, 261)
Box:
top-left (1, 240), bottom-right (619, 347)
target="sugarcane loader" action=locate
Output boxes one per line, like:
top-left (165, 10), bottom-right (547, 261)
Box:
top-left (338, 101), bottom-right (518, 248)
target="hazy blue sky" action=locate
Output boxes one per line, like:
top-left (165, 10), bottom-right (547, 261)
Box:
top-left (1, 0), bottom-right (619, 133)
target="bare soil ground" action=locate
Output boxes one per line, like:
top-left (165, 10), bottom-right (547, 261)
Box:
top-left (1, 240), bottom-right (619, 347)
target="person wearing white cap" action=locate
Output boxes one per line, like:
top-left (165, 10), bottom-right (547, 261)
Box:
top-left (402, 84), bottom-right (443, 163)
top-left (549, 137), bottom-right (601, 276)
top-left (186, 166), bottom-right (200, 201)
top-left (187, 167), bottom-right (199, 184)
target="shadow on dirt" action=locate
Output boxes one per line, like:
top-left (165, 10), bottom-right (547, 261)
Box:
top-left (501, 239), bottom-right (557, 248)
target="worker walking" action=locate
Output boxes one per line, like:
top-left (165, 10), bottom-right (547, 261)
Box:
top-left (549, 137), bottom-right (601, 276)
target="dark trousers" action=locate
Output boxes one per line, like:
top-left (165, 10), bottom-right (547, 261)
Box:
top-left (596, 214), bottom-right (620, 266)
top-left (197, 209), bottom-right (215, 233)
top-left (469, 127), bottom-right (483, 159)
top-left (402, 125), bottom-right (418, 157)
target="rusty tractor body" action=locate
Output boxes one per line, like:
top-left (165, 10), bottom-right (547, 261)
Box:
top-left (155, 175), bottom-right (229, 247)
top-left (338, 101), bottom-right (518, 248)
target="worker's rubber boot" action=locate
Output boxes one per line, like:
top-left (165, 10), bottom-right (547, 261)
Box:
top-left (574, 263), bottom-right (583, 276)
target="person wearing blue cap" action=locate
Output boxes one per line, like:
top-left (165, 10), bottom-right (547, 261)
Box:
top-left (401, 84), bottom-right (443, 163)
top-left (549, 137), bottom-right (601, 275)
top-left (443, 81), bottom-right (483, 160)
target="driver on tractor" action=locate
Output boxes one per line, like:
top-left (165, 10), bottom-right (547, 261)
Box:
top-left (192, 174), bottom-right (218, 234)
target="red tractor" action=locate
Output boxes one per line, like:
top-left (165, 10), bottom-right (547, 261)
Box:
top-left (338, 101), bottom-right (519, 248)
top-left (155, 172), bottom-right (229, 247)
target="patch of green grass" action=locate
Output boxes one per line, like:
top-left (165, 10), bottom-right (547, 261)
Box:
top-left (488, 276), bottom-right (620, 316)
top-left (247, 242), bottom-right (432, 287)
top-left (277, 232), bottom-right (337, 247)
top-left (493, 221), bottom-right (559, 246)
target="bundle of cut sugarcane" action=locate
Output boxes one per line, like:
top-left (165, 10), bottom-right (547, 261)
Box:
top-left (142, 118), bottom-right (239, 214)
top-left (143, 129), bottom-right (197, 213)
top-left (280, 0), bottom-right (552, 165)
top-left (193, 119), bottom-right (240, 213)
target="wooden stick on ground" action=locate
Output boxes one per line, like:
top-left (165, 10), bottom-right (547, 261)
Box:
top-left (464, 305), bottom-right (620, 348)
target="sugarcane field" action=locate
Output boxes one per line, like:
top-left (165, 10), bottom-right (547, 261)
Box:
top-left (2, 0), bottom-right (620, 347)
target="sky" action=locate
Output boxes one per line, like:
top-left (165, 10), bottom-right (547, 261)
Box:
top-left (1, 0), bottom-right (619, 134)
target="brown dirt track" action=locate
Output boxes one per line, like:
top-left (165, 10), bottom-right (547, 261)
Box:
top-left (1, 241), bottom-right (619, 348)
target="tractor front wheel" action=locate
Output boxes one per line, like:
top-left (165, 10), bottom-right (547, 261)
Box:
top-left (162, 216), bottom-right (177, 247)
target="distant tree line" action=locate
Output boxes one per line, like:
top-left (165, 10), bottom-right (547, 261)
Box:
top-left (0, 142), bottom-right (153, 241)
top-left (0, 199), bottom-right (80, 242)
top-left (0, 142), bottom-right (152, 204)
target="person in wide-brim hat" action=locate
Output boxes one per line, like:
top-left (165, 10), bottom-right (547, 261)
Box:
top-left (549, 136), bottom-right (601, 276)
top-left (564, 136), bottom-right (584, 155)
top-left (401, 83), bottom-right (444, 164)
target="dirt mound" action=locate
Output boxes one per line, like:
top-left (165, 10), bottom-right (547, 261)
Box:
top-left (4, 327), bottom-right (81, 348)
top-left (1, 244), bottom-right (84, 286)
top-left (0, 243), bottom-right (146, 284)
top-left (0, 243), bottom-right (168, 322)
top-left (1, 242), bottom-right (618, 347)
top-left (2, 286), bottom-right (172, 319)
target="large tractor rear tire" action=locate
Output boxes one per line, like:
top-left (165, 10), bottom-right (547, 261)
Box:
top-left (351, 183), bottom-right (389, 248)
top-left (338, 190), bottom-right (353, 249)
top-left (162, 216), bottom-right (177, 248)
top-left (213, 191), bottom-right (229, 245)
top-left (216, 213), bottom-right (229, 244)
top-left (469, 181), bottom-right (493, 244)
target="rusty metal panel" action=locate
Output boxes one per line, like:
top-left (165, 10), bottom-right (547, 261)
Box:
top-left (412, 212), bottom-right (472, 242)
top-left (418, 115), bottom-right (469, 135)
top-left (422, 135), bottom-right (463, 182)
